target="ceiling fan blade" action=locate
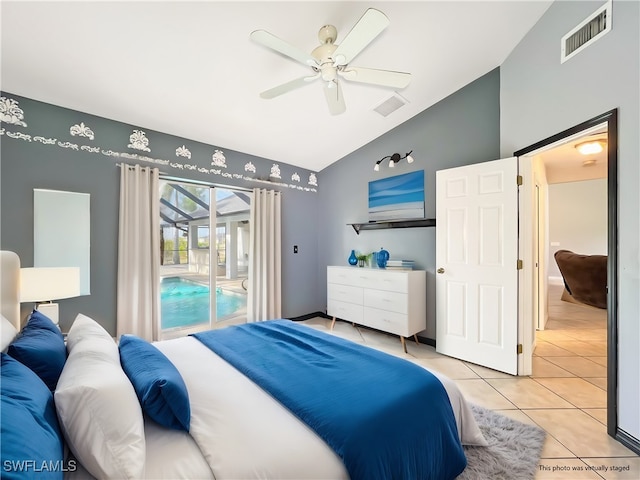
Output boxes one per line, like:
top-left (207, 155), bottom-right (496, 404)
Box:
top-left (332, 8), bottom-right (390, 66)
top-left (323, 81), bottom-right (346, 115)
top-left (260, 74), bottom-right (320, 99)
top-left (250, 30), bottom-right (318, 67)
top-left (340, 67), bottom-right (411, 89)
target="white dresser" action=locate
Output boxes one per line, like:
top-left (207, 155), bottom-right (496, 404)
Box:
top-left (327, 266), bottom-right (426, 351)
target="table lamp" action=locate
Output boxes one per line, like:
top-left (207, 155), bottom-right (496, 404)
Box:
top-left (20, 267), bottom-right (81, 326)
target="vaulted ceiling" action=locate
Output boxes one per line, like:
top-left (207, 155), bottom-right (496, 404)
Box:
top-left (1, 1), bottom-right (553, 172)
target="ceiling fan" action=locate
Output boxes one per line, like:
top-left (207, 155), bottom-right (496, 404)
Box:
top-left (250, 8), bottom-right (411, 115)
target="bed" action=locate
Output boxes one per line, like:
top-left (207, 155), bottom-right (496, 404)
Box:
top-left (1, 250), bottom-right (486, 479)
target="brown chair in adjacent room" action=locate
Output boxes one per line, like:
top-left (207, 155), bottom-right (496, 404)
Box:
top-left (554, 249), bottom-right (607, 309)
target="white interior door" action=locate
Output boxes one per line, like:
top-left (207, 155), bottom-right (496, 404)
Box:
top-left (436, 157), bottom-right (519, 375)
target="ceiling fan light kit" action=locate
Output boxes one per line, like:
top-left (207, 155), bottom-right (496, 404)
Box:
top-left (251, 8), bottom-right (411, 115)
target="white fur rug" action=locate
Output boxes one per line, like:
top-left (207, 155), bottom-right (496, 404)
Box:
top-left (459, 404), bottom-right (546, 480)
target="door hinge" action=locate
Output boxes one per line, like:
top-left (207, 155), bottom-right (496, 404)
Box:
top-left (517, 175), bottom-right (523, 186)
top-left (517, 259), bottom-right (523, 270)
top-left (517, 344), bottom-right (523, 354)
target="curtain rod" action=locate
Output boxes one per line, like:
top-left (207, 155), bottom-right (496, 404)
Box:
top-left (115, 162), bottom-right (167, 175)
top-left (160, 174), bottom-right (253, 193)
top-left (117, 163), bottom-right (266, 193)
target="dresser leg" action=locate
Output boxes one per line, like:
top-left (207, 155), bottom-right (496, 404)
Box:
top-left (413, 334), bottom-right (420, 345)
top-left (330, 316), bottom-right (337, 330)
top-left (400, 336), bottom-right (407, 353)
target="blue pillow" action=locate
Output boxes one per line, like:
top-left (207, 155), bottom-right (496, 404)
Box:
top-left (1, 353), bottom-right (64, 479)
top-left (119, 334), bottom-right (191, 431)
top-left (7, 310), bottom-right (66, 391)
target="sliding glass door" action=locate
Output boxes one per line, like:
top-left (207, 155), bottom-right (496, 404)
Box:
top-left (212, 188), bottom-right (250, 327)
top-left (158, 181), bottom-right (249, 337)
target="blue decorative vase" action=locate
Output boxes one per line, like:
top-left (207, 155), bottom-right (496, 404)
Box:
top-left (376, 247), bottom-right (390, 268)
top-left (348, 250), bottom-right (358, 266)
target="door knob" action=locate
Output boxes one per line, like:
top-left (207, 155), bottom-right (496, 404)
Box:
top-left (437, 268), bottom-right (445, 274)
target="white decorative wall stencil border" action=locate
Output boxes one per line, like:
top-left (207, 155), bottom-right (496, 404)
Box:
top-left (70, 122), bottom-right (95, 140)
top-left (127, 129), bottom-right (151, 152)
top-left (1, 127), bottom-right (318, 192)
top-left (270, 164), bottom-right (281, 179)
top-left (0, 97), bottom-right (27, 127)
top-left (5, 130), bottom-right (31, 141)
top-left (34, 136), bottom-right (57, 145)
top-left (81, 145), bottom-right (101, 153)
top-left (176, 145), bottom-right (191, 159)
top-left (211, 149), bottom-right (226, 168)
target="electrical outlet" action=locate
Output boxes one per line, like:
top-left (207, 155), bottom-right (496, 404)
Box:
top-left (293, 245), bottom-right (298, 254)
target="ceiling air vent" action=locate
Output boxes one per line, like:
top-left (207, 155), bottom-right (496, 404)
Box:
top-left (373, 93), bottom-right (408, 117)
top-left (561, 0), bottom-right (612, 63)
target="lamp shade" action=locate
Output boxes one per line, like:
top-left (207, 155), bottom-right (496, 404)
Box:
top-left (19, 267), bottom-right (81, 303)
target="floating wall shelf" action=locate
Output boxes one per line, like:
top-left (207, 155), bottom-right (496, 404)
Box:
top-left (348, 218), bottom-right (436, 234)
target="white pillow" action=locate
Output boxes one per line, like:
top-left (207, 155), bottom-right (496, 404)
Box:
top-left (65, 313), bottom-right (118, 357)
top-left (1, 313), bottom-right (19, 352)
top-left (55, 314), bottom-right (146, 479)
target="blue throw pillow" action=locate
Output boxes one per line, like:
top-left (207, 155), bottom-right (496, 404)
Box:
top-left (7, 310), bottom-right (67, 391)
top-left (119, 334), bottom-right (191, 431)
top-left (1, 353), bottom-right (64, 479)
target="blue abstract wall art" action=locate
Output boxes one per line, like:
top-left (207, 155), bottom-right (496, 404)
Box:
top-left (368, 170), bottom-right (425, 222)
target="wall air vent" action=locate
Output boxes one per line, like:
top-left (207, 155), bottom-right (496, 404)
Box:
top-left (561, 0), bottom-right (612, 63)
top-left (373, 93), bottom-right (408, 117)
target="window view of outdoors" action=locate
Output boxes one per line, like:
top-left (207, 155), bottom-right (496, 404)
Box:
top-left (159, 182), bottom-right (250, 335)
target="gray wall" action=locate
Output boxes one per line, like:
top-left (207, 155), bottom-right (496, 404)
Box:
top-left (0, 93), bottom-right (320, 333)
top-left (547, 179), bottom-right (608, 278)
top-left (316, 68), bottom-right (501, 339)
top-left (501, 0), bottom-right (639, 439)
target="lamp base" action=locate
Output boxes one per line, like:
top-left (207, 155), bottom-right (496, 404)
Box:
top-left (36, 302), bottom-right (59, 327)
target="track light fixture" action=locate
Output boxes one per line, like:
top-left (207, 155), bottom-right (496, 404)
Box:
top-left (374, 150), bottom-right (414, 171)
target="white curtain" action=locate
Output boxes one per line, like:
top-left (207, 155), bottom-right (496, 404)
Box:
top-left (247, 188), bottom-right (282, 322)
top-left (117, 164), bottom-right (160, 341)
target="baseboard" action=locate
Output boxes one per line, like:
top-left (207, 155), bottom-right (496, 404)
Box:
top-left (416, 335), bottom-right (436, 348)
top-left (615, 428), bottom-right (640, 456)
top-left (288, 311), bottom-right (330, 321)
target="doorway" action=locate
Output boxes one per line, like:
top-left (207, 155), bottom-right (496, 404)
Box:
top-left (515, 109), bottom-right (618, 438)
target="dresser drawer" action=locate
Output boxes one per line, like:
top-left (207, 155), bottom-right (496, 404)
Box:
top-left (363, 289), bottom-right (408, 314)
top-left (362, 307), bottom-right (409, 337)
top-left (327, 299), bottom-right (364, 323)
top-left (357, 270), bottom-right (408, 293)
top-left (328, 283), bottom-right (363, 304)
top-left (327, 266), bottom-right (361, 286)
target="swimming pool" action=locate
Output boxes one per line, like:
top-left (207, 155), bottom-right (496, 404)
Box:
top-left (161, 277), bottom-right (246, 329)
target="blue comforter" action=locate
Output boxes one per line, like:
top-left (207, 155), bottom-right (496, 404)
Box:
top-left (193, 320), bottom-right (466, 480)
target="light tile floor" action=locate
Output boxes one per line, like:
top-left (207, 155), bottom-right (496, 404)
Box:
top-left (302, 284), bottom-right (639, 479)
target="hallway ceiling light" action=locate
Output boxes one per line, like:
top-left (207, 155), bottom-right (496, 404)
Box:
top-left (575, 139), bottom-right (606, 155)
